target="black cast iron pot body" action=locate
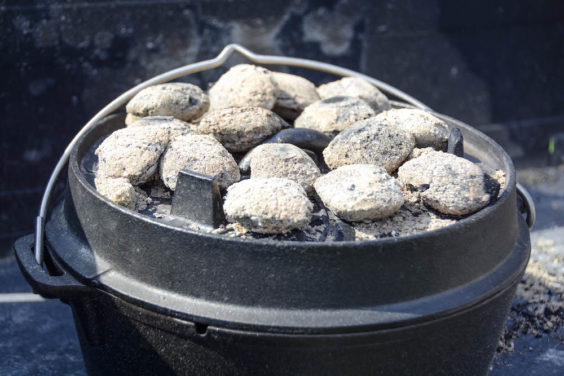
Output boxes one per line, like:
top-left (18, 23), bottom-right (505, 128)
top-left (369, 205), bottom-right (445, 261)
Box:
top-left (15, 107), bottom-right (530, 376)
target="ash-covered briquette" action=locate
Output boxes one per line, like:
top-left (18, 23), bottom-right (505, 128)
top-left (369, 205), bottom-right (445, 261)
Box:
top-left (159, 134), bottom-right (240, 191)
top-left (208, 64), bottom-right (276, 110)
top-left (294, 96), bottom-right (375, 137)
top-left (94, 177), bottom-right (139, 210)
top-left (95, 125), bottom-right (170, 185)
top-left (197, 107), bottom-right (287, 153)
top-left (249, 143), bottom-right (321, 194)
top-left (271, 72), bottom-right (320, 121)
top-left (398, 151), bottom-right (490, 216)
top-left (125, 83), bottom-right (209, 124)
top-left (127, 116), bottom-right (195, 139)
top-left (375, 108), bottom-right (449, 150)
top-left (223, 178), bottom-right (313, 234)
top-left (314, 164), bottom-right (404, 222)
top-left (160, 134), bottom-right (240, 191)
top-left (323, 117), bottom-right (415, 173)
top-left (317, 76), bottom-right (391, 113)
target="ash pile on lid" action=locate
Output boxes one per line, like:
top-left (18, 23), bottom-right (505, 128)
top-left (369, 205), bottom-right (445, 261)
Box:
top-left (92, 64), bottom-right (506, 241)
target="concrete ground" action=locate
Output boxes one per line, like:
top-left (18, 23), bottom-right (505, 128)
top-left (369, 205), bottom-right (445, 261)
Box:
top-left (0, 165), bottom-right (562, 375)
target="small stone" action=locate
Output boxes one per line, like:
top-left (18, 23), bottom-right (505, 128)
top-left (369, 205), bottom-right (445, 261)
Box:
top-left (397, 151), bottom-right (490, 216)
top-left (196, 107), bottom-right (287, 153)
top-left (209, 64), bottom-right (276, 110)
top-left (317, 77), bottom-right (390, 113)
top-left (375, 108), bottom-right (449, 149)
top-left (160, 134), bottom-right (240, 190)
top-left (295, 96), bottom-right (375, 137)
top-left (127, 116), bottom-right (195, 140)
top-left (223, 178), bottom-right (313, 234)
top-left (95, 125), bottom-right (169, 184)
top-left (271, 72), bottom-right (320, 120)
top-left (314, 164), bottom-right (404, 222)
top-left (323, 117), bottom-right (415, 173)
top-left (126, 83), bottom-right (209, 122)
top-left (249, 143), bottom-right (321, 193)
top-left (94, 177), bottom-right (138, 210)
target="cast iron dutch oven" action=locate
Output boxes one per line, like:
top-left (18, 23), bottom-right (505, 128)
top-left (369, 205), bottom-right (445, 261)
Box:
top-left (14, 45), bottom-right (535, 376)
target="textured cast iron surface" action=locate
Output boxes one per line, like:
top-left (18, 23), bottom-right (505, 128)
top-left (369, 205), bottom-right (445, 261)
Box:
top-left (66, 275), bottom-right (520, 376)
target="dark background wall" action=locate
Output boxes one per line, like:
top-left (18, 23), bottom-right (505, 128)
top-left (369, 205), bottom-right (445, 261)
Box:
top-left (1, 0), bottom-right (564, 255)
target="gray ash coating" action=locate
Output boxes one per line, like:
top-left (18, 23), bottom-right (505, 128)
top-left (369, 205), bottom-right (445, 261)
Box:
top-left (323, 117), bottom-right (415, 173)
top-left (126, 82), bottom-right (209, 123)
top-left (374, 108), bottom-right (449, 150)
top-left (95, 125), bottom-right (169, 185)
top-left (249, 143), bottom-right (321, 194)
top-left (94, 177), bottom-right (138, 210)
top-left (353, 189), bottom-right (457, 240)
top-left (127, 116), bottom-right (196, 139)
top-left (398, 151), bottom-right (490, 216)
top-left (317, 76), bottom-right (391, 113)
top-left (208, 64), bottom-right (276, 111)
top-left (160, 134), bottom-right (240, 190)
top-left (223, 178), bottom-right (313, 234)
top-left (314, 164), bottom-right (404, 222)
top-left (294, 96), bottom-right (375, 137)
top-left (196, 107), bottom-right (287, 153)
top-left (238, 128), bottom-right (330, 175)
top-left (271, 72), bottom-right (320, 121)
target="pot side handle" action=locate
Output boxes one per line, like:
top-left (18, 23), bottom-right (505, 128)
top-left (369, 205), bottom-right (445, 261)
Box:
top-left (516, 183), bottom-right (536, 229)
top-left (14, 235), bottom-right (90, 299)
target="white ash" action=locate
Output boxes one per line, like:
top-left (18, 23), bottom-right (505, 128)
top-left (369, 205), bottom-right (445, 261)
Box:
top-left (317, 77), bottom-right (391, 113)
top-left (354, 200), bottom-right (457, 240)
top-left (249, 143), bottom-right (321, 194)
top-left (95, 125), bottom-right (169, 185)
top-left (314, 164), bottom-right (404, 222)
top-left (160, 134), bottom-right (240, 190)
top-left (271, 72), bottom-right (320, 120)
top-left (127, 116), bottom-right (195, 140)
top-left (125, 83), bottom-right (209, 123)
top-left (294, 96), bottom-right (375, 137)
top-left (397, 151), bottom-right (490, 216)
top-left (133, 186), bottom-right (151, 211)
top-left (223, 178), bottom-right (313, 234)
top-left (323, 117), bottom-right (415, 173)
top-left (94, 177), bottom-right (147, 210)
top-left (491, 169), bottom-right (506, 192)
top-left (197, 107), bottom-right (287, 153)
top-left (375, 108), bottom-right (449, 150)
top-left (208, 64), bottom-right (276, 110)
